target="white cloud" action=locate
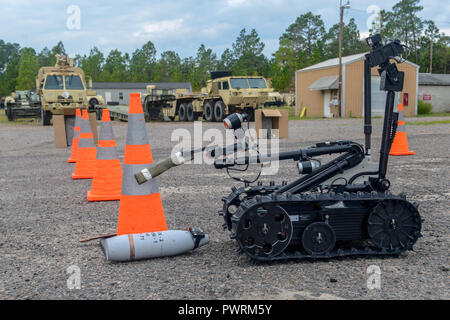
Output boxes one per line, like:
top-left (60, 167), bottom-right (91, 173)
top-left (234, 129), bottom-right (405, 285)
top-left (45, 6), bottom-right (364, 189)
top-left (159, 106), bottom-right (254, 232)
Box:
top-left (0, 0), bottom-right (448, 59)
top-left (132, 18), bottom-right (189, 41)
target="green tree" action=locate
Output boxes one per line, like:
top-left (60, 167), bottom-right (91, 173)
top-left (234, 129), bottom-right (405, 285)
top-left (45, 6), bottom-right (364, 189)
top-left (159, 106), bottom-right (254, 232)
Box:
top-left (270, 38), bottom-right (297, 91)
top-left (103, 49), bottom-right (128, 82)
top-left (38, 41), bottom-right (67, 66)
top-left (179, 57), bottom-right (196, 86)
top-left (418, 22), bottom-right (449, 73)
top-left (130, 41), bottom-right (157, 82)
top-left (270, 12), bottom-right (326, 91)
top-left (383, 0), bottom-right (424, 62)
top-left (192, 44), bottom-right (218, 89)
top-left (2, 52), bottom-right (20, 95)
top-left (154, 51), bottom-right (182, 82)
top-left (37, 47), bottom-right (54, 67)
top-left (16, 48), bottom-right (39, 90)
top-left (231, 28), bottom-right (268, 76)
top-left (0, 40), bottom-right (20, 95)
top-left (279, 12), bottom-right (326, 59)
top-left (78, 47), bottom-right (105, 81)
top-left (324, 18), bottom-right (366, 59)
top-left (0, 40), bottom-right (20, 73)
top-left (217, 48), bottom-right (234, 71)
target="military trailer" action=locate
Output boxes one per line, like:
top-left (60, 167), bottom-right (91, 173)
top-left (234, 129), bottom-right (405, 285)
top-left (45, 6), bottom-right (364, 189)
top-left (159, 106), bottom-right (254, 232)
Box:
top-left (142, 72), bottom-right (274, 122)
top-left (4, 90), bottom-right (41, 121)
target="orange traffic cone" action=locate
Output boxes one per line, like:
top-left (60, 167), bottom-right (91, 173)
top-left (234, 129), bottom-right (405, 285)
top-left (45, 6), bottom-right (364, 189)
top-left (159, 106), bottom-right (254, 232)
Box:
top-left (72, 110), bottom-right (97, 179)
top-left (67, 109), bottom-right (82, 163)
top-left (116, 93), bottom-right (168, 235)
top-left (87, 109), bottom-right (122, 202)
top-left (390, 103), bottom-right (415, 156)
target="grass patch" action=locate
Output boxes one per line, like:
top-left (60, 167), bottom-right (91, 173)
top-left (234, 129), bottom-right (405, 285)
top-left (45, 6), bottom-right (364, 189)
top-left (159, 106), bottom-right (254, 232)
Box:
top-left (277, 106), bottom-right (328, 120)
top-left (418, 100), bottom-right (433, 115)
top-left (0, 112), bottom-right (40, 125)
top-left (407, 119), bottom-right (450, 125)
top-left (417, 112), bottom-right (450, 117)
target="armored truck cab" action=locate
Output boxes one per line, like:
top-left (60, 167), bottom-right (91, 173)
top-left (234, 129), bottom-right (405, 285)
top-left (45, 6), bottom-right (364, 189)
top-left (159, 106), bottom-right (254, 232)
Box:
top-left (36, 55), bottom-right (90, 125)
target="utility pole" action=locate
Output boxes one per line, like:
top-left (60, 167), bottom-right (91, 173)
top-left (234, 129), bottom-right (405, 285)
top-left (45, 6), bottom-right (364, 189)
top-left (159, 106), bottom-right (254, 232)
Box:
top-left (338, 0), bottom-right (350, 117)
top-left (430, 24), bottom-right (434, 74)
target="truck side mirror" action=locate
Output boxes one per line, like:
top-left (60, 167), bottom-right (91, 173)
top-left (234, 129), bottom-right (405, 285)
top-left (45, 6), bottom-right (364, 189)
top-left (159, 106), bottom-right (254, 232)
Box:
top-left (88, 79), bottom-right (93, 89)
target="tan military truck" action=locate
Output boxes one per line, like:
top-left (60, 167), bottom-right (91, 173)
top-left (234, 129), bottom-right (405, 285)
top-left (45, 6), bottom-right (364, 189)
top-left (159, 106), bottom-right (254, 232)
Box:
top-left (142, 72), bottom-right (273, 122)
top-left (36, 54), bottom-right (92, 125)
top-left (36, 54), bottom-right (98, 147)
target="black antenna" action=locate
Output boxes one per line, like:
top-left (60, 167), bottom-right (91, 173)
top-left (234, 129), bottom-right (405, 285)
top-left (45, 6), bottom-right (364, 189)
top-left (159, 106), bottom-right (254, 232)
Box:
top-left (363, 55), bottom-right (372, 156)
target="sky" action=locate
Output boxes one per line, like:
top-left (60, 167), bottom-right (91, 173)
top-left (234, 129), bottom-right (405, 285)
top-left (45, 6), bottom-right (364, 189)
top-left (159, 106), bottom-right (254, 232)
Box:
top-left (0, 0), bottom-right (449, 59)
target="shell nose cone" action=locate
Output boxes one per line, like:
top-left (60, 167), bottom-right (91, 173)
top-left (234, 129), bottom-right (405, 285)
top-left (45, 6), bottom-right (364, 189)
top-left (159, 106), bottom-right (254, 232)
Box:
top-left (198, 234), bottom-right (210, 248)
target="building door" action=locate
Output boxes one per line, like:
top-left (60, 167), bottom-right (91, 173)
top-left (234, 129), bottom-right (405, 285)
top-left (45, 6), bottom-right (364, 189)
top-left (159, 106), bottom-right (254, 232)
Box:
top-left (371, 76), bottom-right (399, 116)
top-left (105, 92), bottom-right (112, 104)
top-left (323, 90), bottom-right (332, 118)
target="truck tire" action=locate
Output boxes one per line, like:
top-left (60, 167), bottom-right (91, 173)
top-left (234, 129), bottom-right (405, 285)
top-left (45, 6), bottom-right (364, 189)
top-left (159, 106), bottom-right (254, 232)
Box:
top-left (245, 107), bottom-right (256, 122)
top-left (186, 103), bottom-right (195, 121)
top-left (42, 111), bottom-right (51, 126)
top-left (214, 101), bottom-right (226, 122)
top-left (89, 98), bottom-right (99, 107)
top-left (204, 102), bottom-right (215, 122)
top-left (179, 103), bottom-right (187, 122)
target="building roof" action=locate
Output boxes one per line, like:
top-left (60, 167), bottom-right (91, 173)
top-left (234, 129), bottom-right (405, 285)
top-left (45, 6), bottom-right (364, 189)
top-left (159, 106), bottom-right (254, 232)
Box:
top-left (419, 73), bottom-right (450, 86)
top-left (297, 52), bottom-right (419, 73)
top-left (92, 82), bottom-right (192, 90)
top-left (298, 53), bottom-right (367, 73)
top-left (309, 75), bottom-right (339, 91)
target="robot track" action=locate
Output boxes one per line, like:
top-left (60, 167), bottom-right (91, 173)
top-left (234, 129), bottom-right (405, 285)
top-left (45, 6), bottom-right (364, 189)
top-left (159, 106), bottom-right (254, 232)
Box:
top-left (223, 189), bottom-right (422, 261)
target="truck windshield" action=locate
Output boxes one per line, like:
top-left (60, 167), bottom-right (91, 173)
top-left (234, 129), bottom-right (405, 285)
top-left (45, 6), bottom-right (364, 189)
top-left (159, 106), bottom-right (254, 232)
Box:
top-left (248, 78), bottom-right (267, 88)
top-left (230, 78), bottom-right (250, 89)
top-left (65, 76), bottom-right (84, 90)
top-left (44, 75), bottom-right (64, 89)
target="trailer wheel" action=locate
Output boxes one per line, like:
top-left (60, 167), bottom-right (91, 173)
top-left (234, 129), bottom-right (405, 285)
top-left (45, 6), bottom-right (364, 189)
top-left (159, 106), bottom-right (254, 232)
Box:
top-left (186, 103), bottom-right (195, 121)
top-left (214, 101), bottom-right (226, 122)
top-left (204, 102), bottom-right (215, 122)
top-left (179, 103), bottom-right (187, 121)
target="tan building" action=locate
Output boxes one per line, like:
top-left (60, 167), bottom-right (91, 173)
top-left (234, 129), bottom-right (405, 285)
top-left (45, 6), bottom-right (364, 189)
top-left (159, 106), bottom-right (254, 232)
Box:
top-left (295, 53), bottom-right (419, 118)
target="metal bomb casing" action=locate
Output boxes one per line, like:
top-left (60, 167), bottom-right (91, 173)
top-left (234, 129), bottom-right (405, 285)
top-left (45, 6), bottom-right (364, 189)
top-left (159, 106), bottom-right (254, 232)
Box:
top-left (101, 229), bottom-right (209, 262)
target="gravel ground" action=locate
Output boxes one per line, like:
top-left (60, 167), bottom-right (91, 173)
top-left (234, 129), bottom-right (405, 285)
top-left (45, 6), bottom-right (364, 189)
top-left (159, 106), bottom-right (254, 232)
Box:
top-left (0, 116), bottom-right (449, 300)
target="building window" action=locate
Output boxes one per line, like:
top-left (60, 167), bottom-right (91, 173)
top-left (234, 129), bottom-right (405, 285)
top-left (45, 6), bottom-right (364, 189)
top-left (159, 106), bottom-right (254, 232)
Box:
top-left (119, 92), bottom-right (123, 100)
top-left (332, 90), bottom-right (338, 100)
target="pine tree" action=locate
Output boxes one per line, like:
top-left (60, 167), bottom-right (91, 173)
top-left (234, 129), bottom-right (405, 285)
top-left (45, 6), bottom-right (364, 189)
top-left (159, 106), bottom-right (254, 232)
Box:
top-left (16, 48), bottom-right (39, 90)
